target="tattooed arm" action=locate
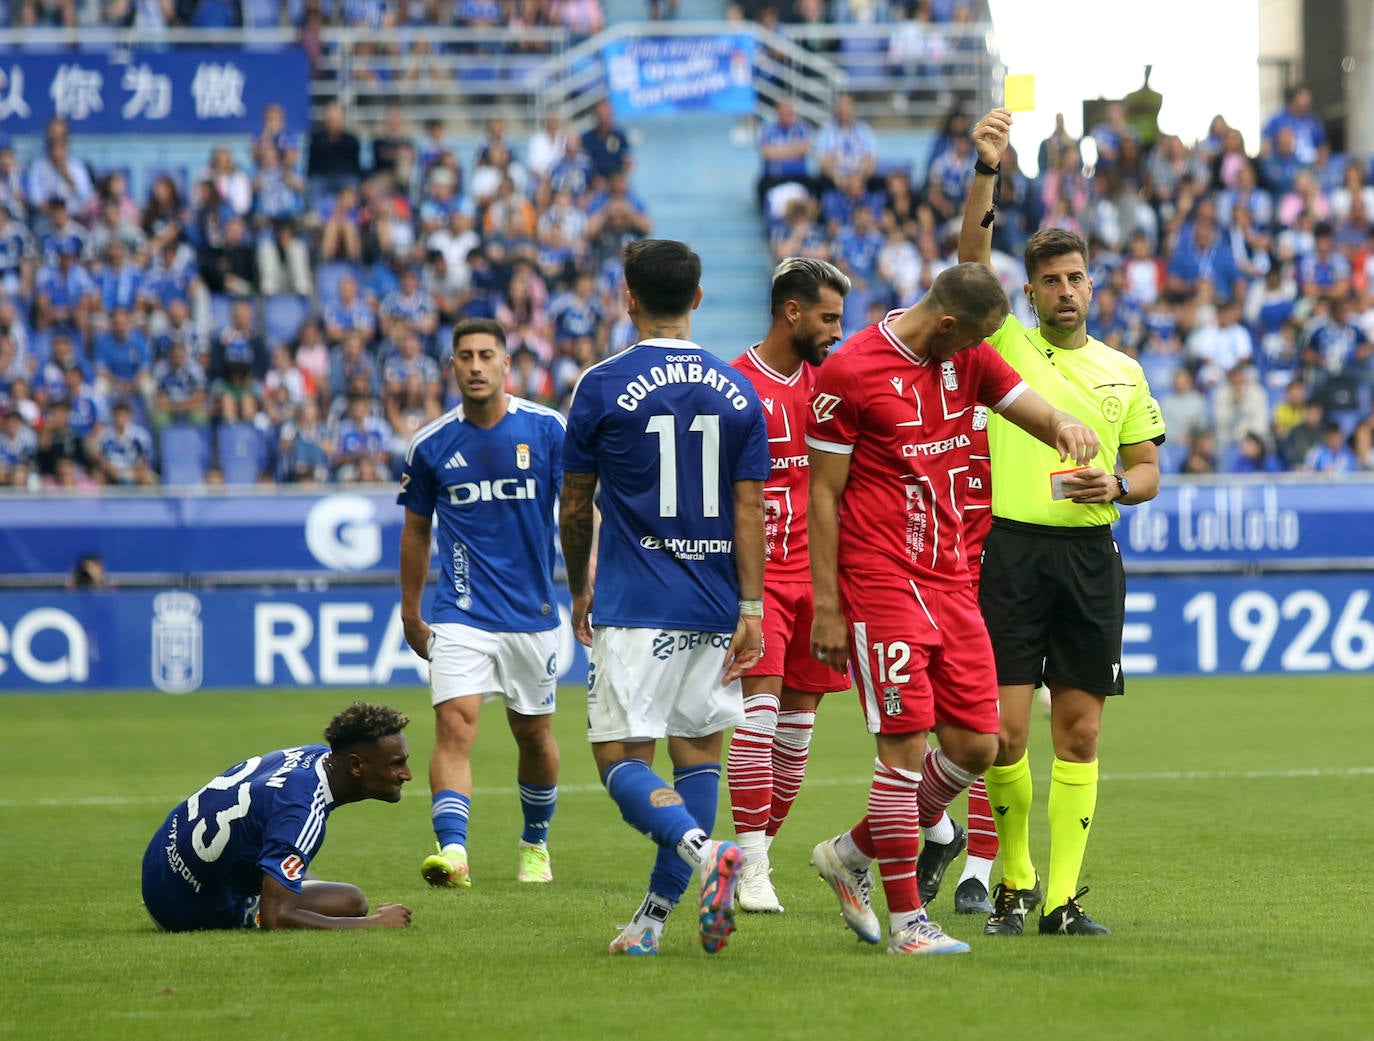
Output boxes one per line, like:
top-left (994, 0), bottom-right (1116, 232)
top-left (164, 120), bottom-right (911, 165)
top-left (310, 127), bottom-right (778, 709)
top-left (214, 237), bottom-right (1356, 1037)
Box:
top-left (559, 469), bottom-right (598, 646)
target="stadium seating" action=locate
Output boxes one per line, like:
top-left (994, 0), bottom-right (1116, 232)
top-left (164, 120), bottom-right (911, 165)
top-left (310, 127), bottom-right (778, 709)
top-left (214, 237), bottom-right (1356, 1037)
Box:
top-left (263, 294), bottom-right (311, 350)
top-left (216, 423), bottom-right (268, 486)
top-left (159, 425), bottom-right (210, 487)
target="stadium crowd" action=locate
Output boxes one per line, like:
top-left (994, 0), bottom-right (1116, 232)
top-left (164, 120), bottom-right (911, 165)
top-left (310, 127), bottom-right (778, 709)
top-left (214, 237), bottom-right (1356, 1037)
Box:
top-left (755, 83), bottom-right (1374, 475)
top-left (0, 94), bottom-right (642, 488)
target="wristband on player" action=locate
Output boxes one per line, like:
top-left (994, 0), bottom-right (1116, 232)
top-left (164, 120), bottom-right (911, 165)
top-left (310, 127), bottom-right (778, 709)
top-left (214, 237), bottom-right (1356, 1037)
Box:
top-left (738, 599), bottom-right (764, 617)
top-left (973, 157), bottom-right (1001, 176)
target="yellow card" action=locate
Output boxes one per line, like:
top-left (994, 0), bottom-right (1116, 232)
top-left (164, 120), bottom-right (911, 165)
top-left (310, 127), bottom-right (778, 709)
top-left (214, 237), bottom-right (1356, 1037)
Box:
top-left (1004, 73), bottom-right (1035, 112)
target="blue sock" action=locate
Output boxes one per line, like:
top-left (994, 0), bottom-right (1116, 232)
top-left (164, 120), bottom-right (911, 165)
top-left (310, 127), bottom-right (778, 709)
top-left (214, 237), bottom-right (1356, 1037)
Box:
top-left (518, 781), bottom-right (557, 845)
top-left (601, 759), bottom-right (699, 849)
top-left (650, 763), bottom-right (722, 904)
top-left (431, 789), bottom-right (470, 849)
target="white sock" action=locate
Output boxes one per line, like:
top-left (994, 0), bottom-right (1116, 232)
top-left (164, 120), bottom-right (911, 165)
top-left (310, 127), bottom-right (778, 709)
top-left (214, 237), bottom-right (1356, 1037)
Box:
top-left (675, 827), bottom-right (710, 869)
top-left (631, 891), bottom-right (675, 939)
top-left (735, 830), bottom-right (768, 866)
top-left (958, 854), bottom-right (995, 889)
top-left (764, 832), bottom-right (775, 853)
top-left (923, 811), bottom-right (955, 846)
top-left (834, 831), bottom-right (872, 872)
top-left (890, 908), bottom-right (926, 935)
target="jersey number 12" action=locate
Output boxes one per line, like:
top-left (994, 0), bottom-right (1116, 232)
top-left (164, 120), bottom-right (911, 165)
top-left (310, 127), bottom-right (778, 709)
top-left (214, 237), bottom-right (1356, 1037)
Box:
top-left (646, 414), bottom-right (720, 518)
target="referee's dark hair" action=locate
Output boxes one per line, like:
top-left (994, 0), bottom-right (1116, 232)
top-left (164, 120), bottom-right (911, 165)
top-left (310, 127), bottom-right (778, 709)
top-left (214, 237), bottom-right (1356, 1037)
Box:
top-left (770, 257), bottom-right (852, 317)
top-left (624, 238), bottom-right (701, 318)
top-left (1023, 227), bottom-right (1090, 280)
top-left (927, 262), bottom-right (1010, 327)
top-left (451, 317), bottom-right (507, 352)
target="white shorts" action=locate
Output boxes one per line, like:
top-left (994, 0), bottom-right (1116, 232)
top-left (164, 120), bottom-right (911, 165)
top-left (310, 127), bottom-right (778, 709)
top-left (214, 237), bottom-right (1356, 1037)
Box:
top-left (429, 622), bottom-right (558, 716)
top-left (586, 626), bottom-right (744, 742)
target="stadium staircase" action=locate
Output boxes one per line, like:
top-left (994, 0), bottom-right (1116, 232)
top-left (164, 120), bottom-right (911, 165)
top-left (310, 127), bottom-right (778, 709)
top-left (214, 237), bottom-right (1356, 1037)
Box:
top-left (600, 0), bottom-right (772, 358)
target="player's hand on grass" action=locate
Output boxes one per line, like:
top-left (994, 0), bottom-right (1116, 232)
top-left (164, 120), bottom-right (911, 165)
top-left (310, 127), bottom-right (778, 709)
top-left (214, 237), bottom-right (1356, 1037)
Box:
top-left (571, 591), bottom-right (594, 647)
top-left (1060, 467), bottom-right (1119, 504)
top-left (810, 604), bottom-right (849, 672)
top-left (1054, 418), bottom-right (1100, 466)
top-left (403, 617), bottom-right (434, 660)
top-left (722, 614), bottom-right (763, 684)
top-left (371, 903), bottom-right (413, 928)
top-left (973, 108), bottom-right (1013, 166)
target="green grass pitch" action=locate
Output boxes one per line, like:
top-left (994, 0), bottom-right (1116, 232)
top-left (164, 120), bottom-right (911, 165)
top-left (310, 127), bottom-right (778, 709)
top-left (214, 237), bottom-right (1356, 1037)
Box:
top-left (3, 675), bottom-right (1372, 1041)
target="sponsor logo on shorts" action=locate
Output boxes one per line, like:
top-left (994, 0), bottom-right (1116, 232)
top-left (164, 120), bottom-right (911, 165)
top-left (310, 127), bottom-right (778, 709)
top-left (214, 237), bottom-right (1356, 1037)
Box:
top-left (652, 632), bottom-right (676, 660)
top-left (649, 787), bottom-right (685, 807)
top-left (163, 816), bottom-right (202, 893)
top-left (280, 854), bottom-right (306, 882)
top-left (545, 653), bottom-right (557, 676)
top-left (882, 685), bottom-right (902, 715)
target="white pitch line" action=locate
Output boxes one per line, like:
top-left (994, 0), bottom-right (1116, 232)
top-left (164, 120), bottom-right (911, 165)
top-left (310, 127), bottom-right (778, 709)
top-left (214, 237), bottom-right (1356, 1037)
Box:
top-left (3, 765), bottom-right (1373, 810)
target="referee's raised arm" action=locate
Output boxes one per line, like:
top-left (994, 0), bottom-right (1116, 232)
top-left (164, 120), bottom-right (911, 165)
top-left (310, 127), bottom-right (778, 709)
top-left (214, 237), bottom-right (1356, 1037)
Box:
top-left (958, 108), bottom-right (1014, 270)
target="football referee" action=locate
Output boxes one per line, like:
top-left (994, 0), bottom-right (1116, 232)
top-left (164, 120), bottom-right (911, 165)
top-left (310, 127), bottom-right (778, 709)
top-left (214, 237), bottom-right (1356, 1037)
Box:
top-left (957, 108), bottom-right (1167, 936)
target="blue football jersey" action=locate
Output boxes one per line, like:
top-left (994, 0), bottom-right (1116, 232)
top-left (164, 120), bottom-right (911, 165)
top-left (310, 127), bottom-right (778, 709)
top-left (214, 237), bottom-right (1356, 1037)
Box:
top-left (151, 745), bottom-right (335, 902)
top-left (563, 339), bottom-right (770, 632)
top-left (398, 397), bottom-right (565, 632)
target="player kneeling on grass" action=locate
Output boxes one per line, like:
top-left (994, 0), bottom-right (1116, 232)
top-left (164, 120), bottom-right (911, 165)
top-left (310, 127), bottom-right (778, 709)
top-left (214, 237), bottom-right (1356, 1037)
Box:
top-left (141, 702), bottom-right (414, 932)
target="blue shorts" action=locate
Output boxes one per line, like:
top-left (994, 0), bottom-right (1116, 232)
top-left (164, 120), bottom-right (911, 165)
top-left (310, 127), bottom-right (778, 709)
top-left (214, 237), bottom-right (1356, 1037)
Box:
top-left (141, 818), bottom-right (259, 932)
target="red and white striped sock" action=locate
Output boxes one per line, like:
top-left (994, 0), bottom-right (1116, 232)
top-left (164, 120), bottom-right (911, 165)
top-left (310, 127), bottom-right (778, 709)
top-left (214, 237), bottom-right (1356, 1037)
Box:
top-left (765, 708), bottom-right (815, 837)
top-left (966, 774), bottom-right (1000, 860)
top-left (867, 758), bottom-right (922, 916)
top-left (726, 693), bottom-right (778, 859)
top-left (918, 746), bottom-right (979, 829)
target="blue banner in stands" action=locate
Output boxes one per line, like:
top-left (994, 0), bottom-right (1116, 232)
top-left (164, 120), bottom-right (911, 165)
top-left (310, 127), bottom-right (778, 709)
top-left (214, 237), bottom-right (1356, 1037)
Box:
top-left (3, 575), bottom-right (1373, 690)
top-left (603, 34), bottom-right (756, 116)
top-left (1113, 477), bottom-right (1374, 570)
top-left (0, 586), bottom-right (590, 692)
top-left (0, 48), bottom-right (308, 134)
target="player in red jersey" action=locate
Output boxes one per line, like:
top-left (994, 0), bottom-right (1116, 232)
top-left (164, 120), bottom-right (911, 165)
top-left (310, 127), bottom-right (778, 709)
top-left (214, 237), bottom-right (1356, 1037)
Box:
top-left (805, 263), bottom-right (1099, 955)
top-left (914, 404), bottom-right (1000, 917)
top-left (725, 258), bottom-right (854, 915)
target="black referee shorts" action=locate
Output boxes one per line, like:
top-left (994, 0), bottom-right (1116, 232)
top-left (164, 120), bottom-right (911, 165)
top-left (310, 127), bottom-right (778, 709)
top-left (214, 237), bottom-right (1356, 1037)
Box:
top-left (978, 518), bottom-right (1126, 697)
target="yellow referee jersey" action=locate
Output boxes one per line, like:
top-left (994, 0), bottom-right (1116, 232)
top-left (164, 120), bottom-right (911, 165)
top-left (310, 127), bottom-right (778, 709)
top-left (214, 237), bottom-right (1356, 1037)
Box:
top-left (987, 314), bottom-right (1166, 527)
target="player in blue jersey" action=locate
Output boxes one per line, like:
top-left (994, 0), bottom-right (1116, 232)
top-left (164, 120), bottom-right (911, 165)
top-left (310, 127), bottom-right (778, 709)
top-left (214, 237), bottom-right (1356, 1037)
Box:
top-left (399, 317), bottom-right (567, 889)
top-left (141, 702), bottom-right (414, 932)
top-left (560, 239), bottom-right (771, 956)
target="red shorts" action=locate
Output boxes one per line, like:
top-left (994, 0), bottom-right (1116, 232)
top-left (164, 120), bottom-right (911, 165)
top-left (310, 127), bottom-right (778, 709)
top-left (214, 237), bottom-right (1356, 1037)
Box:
top-left (749, 579), bottom-right (852, 693)
top-left (839, 571), bottom-right (998, 736)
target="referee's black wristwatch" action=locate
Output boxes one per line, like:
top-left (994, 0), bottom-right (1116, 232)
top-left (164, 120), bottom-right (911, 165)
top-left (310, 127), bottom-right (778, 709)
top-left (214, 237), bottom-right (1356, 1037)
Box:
top-left (1112, 474), bottom-right (1130, 502)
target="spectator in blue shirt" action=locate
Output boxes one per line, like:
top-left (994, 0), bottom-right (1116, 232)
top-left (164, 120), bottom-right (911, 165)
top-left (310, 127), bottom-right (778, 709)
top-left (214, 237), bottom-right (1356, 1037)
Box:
top-left (151, 338), bottom-right (209, 430)
top-left (93, 307), bottom-right (153, 403)
top-left (816, 93), bottom-right (877, 191)
top-left (59, 361), bottom-right (110, 437)
top-left (1167, 211), bottom-right (1243, 304)
top-left (25, 122), bottom-right (95, 216)
top-left (756, 98), bottom-right (815, 209)
top-left (1263, 85), bottom-right (1327, 166)
top-left (1296, 223), bottom-right (1352, 299)
top-left (94, 400), bottom-right (156, 485)
top-left (34, 243), bottom-right (98, 336)
top-left (580, 100), bottom-right (632, 184)
top-left (97, 240), bottom-right (146, 315)
top-left (1302, 421), bottom-right (1357, 473)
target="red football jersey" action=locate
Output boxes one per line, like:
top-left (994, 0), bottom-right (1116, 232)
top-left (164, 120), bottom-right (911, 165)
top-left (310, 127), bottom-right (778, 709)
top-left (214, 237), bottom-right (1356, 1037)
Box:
top-left (733, 345), bottom-right (819, 581)
top-left (963, 406), bottom-right (992, 585)
top-left (805, 315), bottom-right (1025, 589)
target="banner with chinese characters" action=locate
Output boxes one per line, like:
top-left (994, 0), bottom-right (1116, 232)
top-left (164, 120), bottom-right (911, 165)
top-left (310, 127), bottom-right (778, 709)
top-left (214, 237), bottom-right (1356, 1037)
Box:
top-left (603, 34), bottom-right (756, 117)
top-left (0, 48), bottom-right (308, 134)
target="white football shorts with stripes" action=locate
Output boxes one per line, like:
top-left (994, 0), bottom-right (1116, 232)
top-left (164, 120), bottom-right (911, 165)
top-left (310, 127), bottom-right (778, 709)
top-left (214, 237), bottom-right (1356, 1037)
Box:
top-left (428, 622), bottom-right (558, 715)
top-left (586, 626), bottom-right (744, 742)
